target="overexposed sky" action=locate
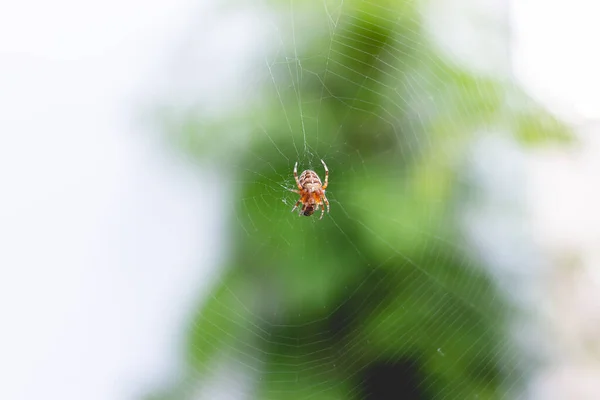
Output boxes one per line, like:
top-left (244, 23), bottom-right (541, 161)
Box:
top-left (512, 0), bottom-right (600, 121)
top-left (0, 1), bottom-right (221, 399)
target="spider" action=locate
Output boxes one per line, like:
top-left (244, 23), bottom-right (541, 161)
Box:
top-left (291, 159), bottom-right (330, 219)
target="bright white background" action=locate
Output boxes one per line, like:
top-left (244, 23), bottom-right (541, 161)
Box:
top-left (0, 1), bottom-right (222, 399)
top-left (512, 0), bottom-right (600, 121)
top-left (0, 0), bottom-right (598, 399)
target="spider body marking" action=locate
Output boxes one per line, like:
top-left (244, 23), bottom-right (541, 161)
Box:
top-left (291, 159), bottom-right (330, 219)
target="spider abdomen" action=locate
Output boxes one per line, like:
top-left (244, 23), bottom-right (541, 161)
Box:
top-left (299, 170), bottom-right (323, 190)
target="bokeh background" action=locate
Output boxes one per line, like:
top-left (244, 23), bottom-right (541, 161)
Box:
top-left (2, 0), bottom-right (599, 399)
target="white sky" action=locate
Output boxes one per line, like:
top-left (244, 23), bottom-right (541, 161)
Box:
top-left (0, 1), bottom-right (224, 399)
top-left (512, 0), bottom-right (600, 121)
top-left (0, 0), bottom-right (597, 399)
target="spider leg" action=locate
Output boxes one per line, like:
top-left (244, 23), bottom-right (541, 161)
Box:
top-left (321, 159), bottom-right (329, 189)
top-left (291, 199), bottom-right (302, 213)
top-left (293, 162), bottom-right (303, 190)
top-left (322, 194), bottom-right (330, 215)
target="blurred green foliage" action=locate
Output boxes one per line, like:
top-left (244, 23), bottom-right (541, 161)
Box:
top-left (151, 0), bottom-right (570, 399)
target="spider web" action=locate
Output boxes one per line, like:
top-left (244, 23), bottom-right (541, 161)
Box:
top-left (151, 0), bottom-right (568, 399)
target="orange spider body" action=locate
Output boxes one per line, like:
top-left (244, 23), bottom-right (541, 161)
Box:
top-left (291, 160), bottom-right (330, 219)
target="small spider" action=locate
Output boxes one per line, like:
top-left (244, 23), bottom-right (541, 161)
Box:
top-left (291, 159), bottom-right (330, 219)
